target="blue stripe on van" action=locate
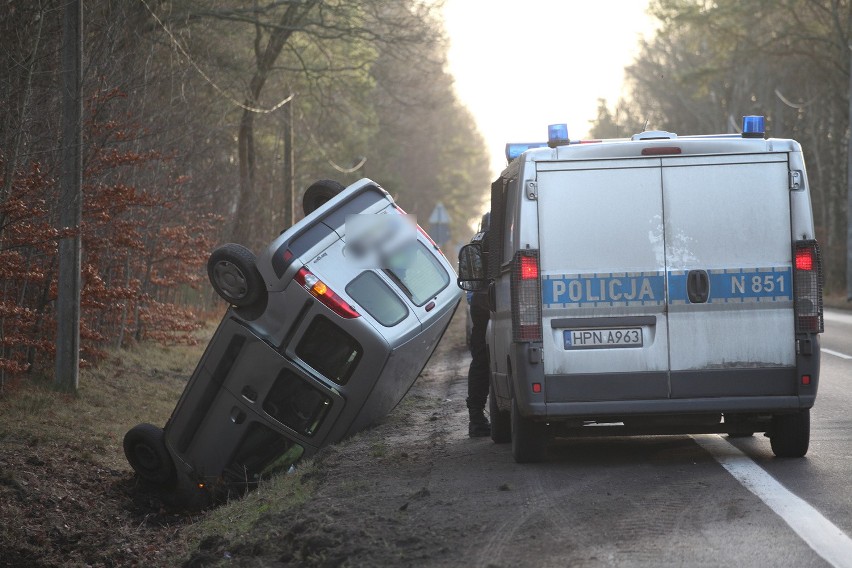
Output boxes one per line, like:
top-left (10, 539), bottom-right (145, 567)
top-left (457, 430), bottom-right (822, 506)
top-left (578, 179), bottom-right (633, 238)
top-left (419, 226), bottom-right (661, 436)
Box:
top-left (542, 267), bottom-right (792, 307)
top-left (667, 267), bottom-right (792, 304)
top-left (542, 272), bottom-right (666, 307)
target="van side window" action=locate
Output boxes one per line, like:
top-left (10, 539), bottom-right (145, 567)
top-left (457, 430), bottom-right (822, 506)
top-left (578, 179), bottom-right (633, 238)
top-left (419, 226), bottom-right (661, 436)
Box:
top-left (222, 423), bottom-right (304, 483)
top-left (262, 368), bottom-right (333, 436)
top-left (502, 178), bottom-right (519, 265)
top-left (346, 271), bottom-right (409, 326)
top-left (384, 241), bottom-right (450, 306)
top-left (296, 316), bottom-right (362, 385)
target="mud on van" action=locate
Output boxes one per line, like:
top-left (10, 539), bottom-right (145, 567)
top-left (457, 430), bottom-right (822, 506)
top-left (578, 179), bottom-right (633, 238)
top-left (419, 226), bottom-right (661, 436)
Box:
top-left (458, 117), bottom-right (824, 463)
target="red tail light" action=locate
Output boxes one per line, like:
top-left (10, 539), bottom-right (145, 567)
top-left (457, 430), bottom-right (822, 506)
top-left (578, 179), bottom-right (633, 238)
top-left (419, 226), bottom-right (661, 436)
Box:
top-left (792, 240), bottom-right (823, 334)
top-left (511, 250), bottom-right (542, 342)
top-left (295, 267), bottom-right (359, 319)
top-left (795, 248), bottom-right (814, 271)
top-left (520, 256), bottom-right (539, 280)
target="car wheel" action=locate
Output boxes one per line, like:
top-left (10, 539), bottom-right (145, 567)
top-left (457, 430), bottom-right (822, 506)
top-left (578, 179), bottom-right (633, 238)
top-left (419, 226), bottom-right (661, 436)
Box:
top-left (207, 243), bottom-right (264, 307)
top-left (123, 423), bottom-right (175, 485)
top-left (511, 396), bottom-right (546, 463)
top-left (769, 409), bottom-right (810, 458)
top-left (303, 179), bottom-right (345, 215)
top-left (489, 382), bottom-right (511, 444)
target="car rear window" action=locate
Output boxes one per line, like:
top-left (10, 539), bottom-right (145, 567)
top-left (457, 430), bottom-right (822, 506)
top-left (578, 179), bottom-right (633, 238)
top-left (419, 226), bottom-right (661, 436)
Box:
top-left (296, 316), bottom-right (362, 385)
top-left (346, 271), bottom-right (409, 326)
top-left (385, 241), bottom-right (450, 306)
top-left (262, 368), bottom-right (333, 436)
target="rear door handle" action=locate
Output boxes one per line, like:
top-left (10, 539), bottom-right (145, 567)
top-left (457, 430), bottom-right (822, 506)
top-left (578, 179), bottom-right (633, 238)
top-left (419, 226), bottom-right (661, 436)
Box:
top-left (687, 269), bottom-right (710, 303)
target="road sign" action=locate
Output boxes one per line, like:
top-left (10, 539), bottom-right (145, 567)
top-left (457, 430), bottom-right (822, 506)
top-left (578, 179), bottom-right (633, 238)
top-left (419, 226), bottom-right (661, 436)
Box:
top-left (428, 202), bottom-right (450, 245)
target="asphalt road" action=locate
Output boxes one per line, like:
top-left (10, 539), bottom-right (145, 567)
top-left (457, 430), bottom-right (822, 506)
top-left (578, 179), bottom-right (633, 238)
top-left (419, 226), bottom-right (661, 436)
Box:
top-left (215, 308), bottom-right (852, 566)
top-left (438, 309), bottom-right (852, 567)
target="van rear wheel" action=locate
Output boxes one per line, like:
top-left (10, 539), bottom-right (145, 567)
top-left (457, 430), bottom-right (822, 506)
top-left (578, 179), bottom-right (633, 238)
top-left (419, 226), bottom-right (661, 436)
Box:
top-left (489, 382), bottom-right (510, 444)
top-left (769, 409), bottom-right (810, 458)
top-left (511, 397), bottom-right (546, 463)
top-left (123, 423), bottom-right (175, 485)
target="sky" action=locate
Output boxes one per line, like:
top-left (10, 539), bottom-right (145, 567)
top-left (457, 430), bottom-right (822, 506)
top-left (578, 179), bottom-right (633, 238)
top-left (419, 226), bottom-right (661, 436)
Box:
top-left (442, 0), bottom-right (657, 177)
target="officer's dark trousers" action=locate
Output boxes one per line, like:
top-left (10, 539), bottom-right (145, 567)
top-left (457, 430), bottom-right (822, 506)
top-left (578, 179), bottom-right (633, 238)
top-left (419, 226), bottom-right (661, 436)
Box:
top-left (467, 303), bottom-right (490, 410)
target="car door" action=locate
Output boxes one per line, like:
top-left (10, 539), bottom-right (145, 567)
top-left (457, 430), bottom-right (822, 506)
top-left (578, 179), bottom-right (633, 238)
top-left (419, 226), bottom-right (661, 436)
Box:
top-left (661, 154), bottom-right (796, 398)
top-left (536, 158), bottom-right (671, 402)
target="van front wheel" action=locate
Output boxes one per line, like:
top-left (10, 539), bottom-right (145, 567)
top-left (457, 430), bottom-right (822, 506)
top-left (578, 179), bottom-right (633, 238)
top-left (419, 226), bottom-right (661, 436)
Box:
top-left (511, 397), bottom-right (546, 463)
top-left (208, 243), bottom-right (264, 307)
top-left (769, 409), bottom-right (810, 458)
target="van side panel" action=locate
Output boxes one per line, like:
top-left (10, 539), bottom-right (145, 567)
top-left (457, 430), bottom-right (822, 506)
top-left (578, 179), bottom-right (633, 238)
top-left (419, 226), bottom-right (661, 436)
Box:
top-left (342, 300), bottom-right (459, 437)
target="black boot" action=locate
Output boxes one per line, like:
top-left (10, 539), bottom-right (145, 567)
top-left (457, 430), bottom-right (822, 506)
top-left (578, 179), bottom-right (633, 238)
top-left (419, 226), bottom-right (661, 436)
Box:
top-left (469, 407), bottom-right (491, 438)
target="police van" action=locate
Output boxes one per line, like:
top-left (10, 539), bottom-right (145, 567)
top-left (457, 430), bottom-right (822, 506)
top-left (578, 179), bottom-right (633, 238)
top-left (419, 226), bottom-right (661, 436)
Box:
top-left (458, 117), bottom-right (824, 463)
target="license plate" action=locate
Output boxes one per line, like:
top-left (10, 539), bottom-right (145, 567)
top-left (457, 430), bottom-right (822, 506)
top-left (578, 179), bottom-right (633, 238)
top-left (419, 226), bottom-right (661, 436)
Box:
top-left (564, 328), bottom-right (643, 350)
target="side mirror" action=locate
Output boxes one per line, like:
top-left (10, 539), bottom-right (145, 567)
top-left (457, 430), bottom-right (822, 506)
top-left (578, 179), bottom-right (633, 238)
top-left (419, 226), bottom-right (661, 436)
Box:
top-left (457, 243), bottom-right (486, 291)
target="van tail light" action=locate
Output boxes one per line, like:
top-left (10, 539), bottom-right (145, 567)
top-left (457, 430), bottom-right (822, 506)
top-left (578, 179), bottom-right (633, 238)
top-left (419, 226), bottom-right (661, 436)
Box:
top-left (511, 250), bottom-right (542, 342)
top-left (295, 267), bottom-right (360, 319)
top-left (793, 240), bottom-right (823, 334)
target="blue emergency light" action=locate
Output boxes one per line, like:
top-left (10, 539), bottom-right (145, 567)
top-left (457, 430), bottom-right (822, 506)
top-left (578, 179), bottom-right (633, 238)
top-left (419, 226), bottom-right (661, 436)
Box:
top-left (742, 115), bottom-right (765, 138)
top-left (505, 142), bottom-right (548, 162)
top-left (548, 123), bottom-right (570, 147)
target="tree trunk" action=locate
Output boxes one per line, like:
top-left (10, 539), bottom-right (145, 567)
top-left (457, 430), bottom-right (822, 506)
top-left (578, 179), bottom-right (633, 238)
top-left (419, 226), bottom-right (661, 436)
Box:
top-left (232, 106), bottom-right (258, 246)
top-left (55, 0), bottom-right (83, 393)
top-left (229, 1), bottom-right (318, 248)
top-left (0, 4), bottom-right (45, 239)
top-left (283, 100), bottom-right (295, 229)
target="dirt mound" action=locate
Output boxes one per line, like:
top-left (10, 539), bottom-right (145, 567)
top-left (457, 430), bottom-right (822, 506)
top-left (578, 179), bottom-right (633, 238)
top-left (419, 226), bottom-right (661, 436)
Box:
top-left (0, 439), bottom-right (194, 567)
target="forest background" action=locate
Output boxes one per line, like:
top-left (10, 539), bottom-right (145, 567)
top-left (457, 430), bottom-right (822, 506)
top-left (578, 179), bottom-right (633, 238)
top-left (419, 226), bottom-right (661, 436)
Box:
top-left (590, 0), bottom-right (852, 299)
top-left (0, 0), bottom-right (491, 384)
top-left (2, 0), bottom-right (851, 386)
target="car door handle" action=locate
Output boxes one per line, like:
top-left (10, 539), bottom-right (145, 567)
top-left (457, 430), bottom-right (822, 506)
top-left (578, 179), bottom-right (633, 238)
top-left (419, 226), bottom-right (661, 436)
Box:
top-left (687, 269), bottom-right (710, 303)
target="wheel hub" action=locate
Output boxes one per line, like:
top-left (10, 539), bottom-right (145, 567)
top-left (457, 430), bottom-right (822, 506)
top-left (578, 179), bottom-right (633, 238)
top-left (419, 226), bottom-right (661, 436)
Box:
top-left (213, 261), bottom-right (248, 299)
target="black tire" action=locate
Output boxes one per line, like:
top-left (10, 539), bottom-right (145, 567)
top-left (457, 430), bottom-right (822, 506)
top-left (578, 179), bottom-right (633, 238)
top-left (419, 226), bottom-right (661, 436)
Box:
top-left (770, 409), bottom-right (810, 458)
top-left (489, 382), bottom-right (511, 444)
top-left (511, 396), bottom-right (547, 463)
top-left (123, 423), bottom-right (175, 485)
top-left (207, 243), bottom-right (264, 307)
top-left (303, 179), bottom-right (345, 215)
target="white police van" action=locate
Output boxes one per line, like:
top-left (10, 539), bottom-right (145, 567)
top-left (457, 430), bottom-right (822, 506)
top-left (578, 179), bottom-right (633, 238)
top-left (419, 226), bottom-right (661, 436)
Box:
top-left (458, 117), bottom-right (824, 463)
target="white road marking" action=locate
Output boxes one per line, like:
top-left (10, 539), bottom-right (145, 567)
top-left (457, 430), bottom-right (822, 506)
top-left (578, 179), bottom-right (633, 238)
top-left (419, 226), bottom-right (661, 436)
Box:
top-left (824, 309), bottom-right (852, 326)
top-left (822, 348), bottom-right (852, 360)
top-left (694, 435), bottom-right (852, 568)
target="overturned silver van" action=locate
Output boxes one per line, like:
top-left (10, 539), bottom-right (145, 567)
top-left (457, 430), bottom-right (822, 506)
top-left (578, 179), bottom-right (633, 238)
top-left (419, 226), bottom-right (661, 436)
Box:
top-left (124, 178), bottom-right (461, 502)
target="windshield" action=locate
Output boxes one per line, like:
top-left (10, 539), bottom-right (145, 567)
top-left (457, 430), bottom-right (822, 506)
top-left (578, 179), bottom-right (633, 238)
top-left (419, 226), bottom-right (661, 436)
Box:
top-left (384, 241), bottom-right (450, 306)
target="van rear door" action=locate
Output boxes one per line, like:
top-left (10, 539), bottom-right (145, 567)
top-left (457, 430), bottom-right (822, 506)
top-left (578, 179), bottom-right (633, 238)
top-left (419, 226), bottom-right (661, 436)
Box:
top-left (537, 158), bottom-right (670, 402)
top-left (662, 154), bottom-right (795, 397)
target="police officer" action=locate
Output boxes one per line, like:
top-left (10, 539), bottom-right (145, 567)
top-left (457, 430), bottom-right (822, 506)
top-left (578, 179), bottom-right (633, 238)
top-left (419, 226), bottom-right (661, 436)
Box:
top-left (465, 213), bottom-right (491, 437)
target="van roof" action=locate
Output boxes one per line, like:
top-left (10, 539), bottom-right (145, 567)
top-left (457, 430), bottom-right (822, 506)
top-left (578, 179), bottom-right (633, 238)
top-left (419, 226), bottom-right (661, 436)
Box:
top-left (503, 136), bottom-right (802, 176)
